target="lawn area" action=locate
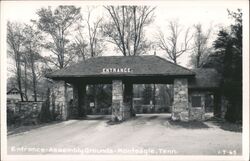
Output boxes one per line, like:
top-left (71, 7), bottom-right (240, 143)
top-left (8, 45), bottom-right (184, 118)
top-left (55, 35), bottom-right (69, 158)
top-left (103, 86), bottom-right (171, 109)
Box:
top-left (7, 114), bottom-right (242, 155)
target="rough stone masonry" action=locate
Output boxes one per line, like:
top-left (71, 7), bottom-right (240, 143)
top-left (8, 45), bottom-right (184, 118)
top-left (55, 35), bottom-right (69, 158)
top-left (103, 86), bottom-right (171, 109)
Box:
top-left (172, 78), bottom-right (189, 121)
top-left (50, 80), bottom-right (68, 120)
top-left (111, 80), bottom-right (124, 121)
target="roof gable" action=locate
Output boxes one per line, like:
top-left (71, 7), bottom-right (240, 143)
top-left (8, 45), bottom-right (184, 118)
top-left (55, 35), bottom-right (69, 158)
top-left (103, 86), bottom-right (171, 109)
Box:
top-left (7, 87), bottom-right (21, 94)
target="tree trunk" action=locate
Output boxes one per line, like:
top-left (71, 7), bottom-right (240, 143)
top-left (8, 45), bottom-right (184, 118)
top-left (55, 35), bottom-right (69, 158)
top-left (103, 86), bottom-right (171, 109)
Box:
top-left (94, 85), bottom-right (98, 112)
top-left (63, 82), bottom-right (68, 120)
top-left (24, 59), bottom-right (29, 101)
top-left (153, 84), bottom-right (156, 110)
top-left (31, 54), bottom-right (37, 101)
top-left (16, 53), bottom-right (24, 102)
top-left (51, 92), bottom-right (56, 120)
top-left (28, 47), bottom-right (38, 102)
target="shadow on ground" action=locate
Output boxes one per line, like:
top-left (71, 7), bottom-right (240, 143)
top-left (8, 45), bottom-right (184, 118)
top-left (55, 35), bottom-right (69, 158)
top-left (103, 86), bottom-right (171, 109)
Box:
top-left (167, 119), bottom-right (210, 129)
top-left (83, 115), bottom-right (111, 120)
top-left (7, 121), bottom-right (63, 136)
top-left (147, 115), bottom-right (159, 120)
top-left (205, 117), bottom-right (242, 132)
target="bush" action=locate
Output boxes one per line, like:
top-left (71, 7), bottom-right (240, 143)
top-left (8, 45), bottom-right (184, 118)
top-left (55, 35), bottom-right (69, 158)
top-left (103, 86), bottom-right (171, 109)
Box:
top-left (225, 102), bottom-right (242, 123)
top-left (38, 99), bottom-right (52, 123)
top-left (7, 109), bottom-right (15, 125)
top-left (39, 89), bottom-right (52, 123)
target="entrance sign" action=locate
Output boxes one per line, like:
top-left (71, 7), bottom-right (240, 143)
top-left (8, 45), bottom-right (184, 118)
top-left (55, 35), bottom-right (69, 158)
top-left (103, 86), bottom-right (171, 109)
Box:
top-left (90, 102), bottom-right (95, 107)
top-left (102, 68), bottom-right (132, 73)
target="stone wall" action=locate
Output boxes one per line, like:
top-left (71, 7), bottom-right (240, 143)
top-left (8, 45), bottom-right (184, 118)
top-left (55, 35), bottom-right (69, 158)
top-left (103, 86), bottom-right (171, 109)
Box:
top-left (189, 108), bottom-right (205, 121)
top-left (172, 78), bottom-right (189, 121)
top-left (7, 101), bottom-right (43, 125)
top-left (188, 91), bottom-right (205, 121)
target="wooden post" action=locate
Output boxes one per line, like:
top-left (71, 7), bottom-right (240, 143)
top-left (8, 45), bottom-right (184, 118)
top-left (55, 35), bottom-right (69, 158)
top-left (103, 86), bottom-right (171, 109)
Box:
top-left (124, 82), bottom-right (134, 118)
top-left (78, 83), bottom-right (87, 118)
top-left (70, 83), bottom-right (79, 119)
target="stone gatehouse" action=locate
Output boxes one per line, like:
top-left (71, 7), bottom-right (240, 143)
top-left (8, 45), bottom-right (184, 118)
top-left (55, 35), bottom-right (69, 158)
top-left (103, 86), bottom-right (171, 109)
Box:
top-left (47, 55), bottom-right (220, 122)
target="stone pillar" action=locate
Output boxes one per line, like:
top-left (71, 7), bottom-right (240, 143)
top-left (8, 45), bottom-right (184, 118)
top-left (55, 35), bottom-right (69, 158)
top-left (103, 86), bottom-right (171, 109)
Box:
top-left (124, 83), bottom-right (134, 119)
top-left (50, 80), bottom-right (68, 121)
top-left (78, 84), bottom-right (87, 118)
top-left (112, 80), bottom-right (124, 121)
top-left (172, 78), bottom-right (189, 121)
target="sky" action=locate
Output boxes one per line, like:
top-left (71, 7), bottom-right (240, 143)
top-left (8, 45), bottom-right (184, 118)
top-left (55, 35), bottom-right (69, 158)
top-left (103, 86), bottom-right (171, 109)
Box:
top-left (1, 0), bottom-right (248, 71)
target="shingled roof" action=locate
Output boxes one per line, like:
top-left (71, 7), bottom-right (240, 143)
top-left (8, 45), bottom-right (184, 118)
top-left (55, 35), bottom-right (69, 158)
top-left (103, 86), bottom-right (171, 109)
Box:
top-left (47, 55), bottom-right (195, 78)
top-left (188, 68), bottom-right (221, 89)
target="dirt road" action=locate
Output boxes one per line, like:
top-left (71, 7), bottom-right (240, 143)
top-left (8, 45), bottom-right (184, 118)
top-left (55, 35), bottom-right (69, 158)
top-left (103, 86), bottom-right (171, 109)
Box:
top-left (7, 114), bottom-right (242, 155)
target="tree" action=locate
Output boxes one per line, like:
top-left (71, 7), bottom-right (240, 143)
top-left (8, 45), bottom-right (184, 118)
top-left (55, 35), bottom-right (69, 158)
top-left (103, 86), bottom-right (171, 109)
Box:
top-left (86, 7), bottom-right (104, 57)
top-left (77, 7), bottom-right (107, 111)
top-left (142, 84), bottom-right (153, 105)
top-left (102, 6), bottom-right (155, 56)
top-left (35, 5), bottom-right (82, 119)
top-left (203, 9), bottom-right (242, 122)
top-left (70, 7), bottom-right (105, 62)
top-left (35, 5), bottom-right (82, 69)
top-left (157, 20), bottom-right (192, 64)
top-left (71, 26), bottom-right (89, 61)
top-left (158, 84), bottom-right (173, 112)
top-left (7, 76), bottom-right (17, 91)
top-left (21, 53), bottom-right (29, 101)
top-left (189, 23), bottom-right (212, 68)
top-left (7, 22), bottom-right (25, 101)
top-left (22, 24), bottom-right (43, 101)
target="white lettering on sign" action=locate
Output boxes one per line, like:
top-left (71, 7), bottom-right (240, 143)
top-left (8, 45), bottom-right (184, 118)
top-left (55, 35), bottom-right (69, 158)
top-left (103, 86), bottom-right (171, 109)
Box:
top-left (102, 68), bottom-right (132, 73)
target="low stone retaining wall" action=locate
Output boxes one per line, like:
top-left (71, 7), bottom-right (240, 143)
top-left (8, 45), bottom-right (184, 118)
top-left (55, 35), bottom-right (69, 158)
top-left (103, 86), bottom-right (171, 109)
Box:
top-left (7, 101), bottom-right (44, 125)
top-left (189, 107), bottom-right (205, 121)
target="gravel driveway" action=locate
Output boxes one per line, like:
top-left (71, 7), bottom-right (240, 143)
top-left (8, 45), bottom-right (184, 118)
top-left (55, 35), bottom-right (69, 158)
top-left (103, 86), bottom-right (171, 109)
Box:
top-left (7, 114), bottom-right (242, 155)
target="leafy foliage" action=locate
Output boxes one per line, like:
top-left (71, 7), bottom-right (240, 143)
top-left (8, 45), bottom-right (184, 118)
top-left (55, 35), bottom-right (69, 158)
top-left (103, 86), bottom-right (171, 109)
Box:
top-left (22, 25), bottom-right (44, 101)
top-left (35, 6), bottom-right (82, 69)
top-left (203, 9), bottom-right (242, 122)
